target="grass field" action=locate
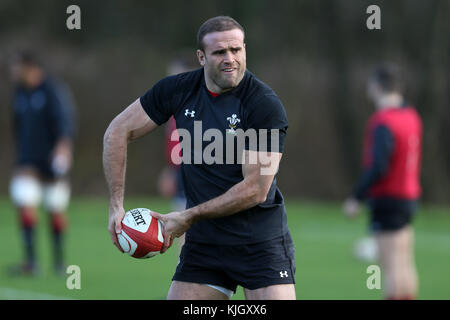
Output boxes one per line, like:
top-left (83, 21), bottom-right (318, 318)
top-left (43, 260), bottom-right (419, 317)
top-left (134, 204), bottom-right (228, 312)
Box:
top-left (0, 196), bottom-right (449, 300)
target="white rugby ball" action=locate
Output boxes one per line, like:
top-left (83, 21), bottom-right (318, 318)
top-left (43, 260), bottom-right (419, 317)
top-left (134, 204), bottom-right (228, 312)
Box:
top-left (117, 208), bottom-right (164, 258)
top-left (353, 237), bottom-right (378, 262)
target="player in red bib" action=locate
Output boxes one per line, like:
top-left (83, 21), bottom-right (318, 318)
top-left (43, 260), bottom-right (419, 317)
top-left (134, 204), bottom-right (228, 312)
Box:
top-left (344, 64), bottom-right (422, 300)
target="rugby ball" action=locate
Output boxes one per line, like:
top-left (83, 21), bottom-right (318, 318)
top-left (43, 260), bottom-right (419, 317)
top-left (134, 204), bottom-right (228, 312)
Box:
top-left (117, 208), bottom-right (165, 258)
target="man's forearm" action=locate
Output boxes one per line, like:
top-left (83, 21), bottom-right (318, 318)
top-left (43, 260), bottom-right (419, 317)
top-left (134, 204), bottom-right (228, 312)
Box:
top-left (184, 152), bottom-right (279, 225)
top-left (103, 100), bottom-right (158, 210)
top-left (185, 177), bottom-right (266, 224)
top-left (103, 121), bottom-right (128, 209)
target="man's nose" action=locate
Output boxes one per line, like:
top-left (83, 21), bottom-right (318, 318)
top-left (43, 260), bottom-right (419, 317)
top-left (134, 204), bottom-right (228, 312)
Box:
top-left (223, 50), bottom-right (234, 64)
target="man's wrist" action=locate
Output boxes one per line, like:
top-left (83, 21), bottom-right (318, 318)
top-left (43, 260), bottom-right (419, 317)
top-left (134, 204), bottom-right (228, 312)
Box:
top-left (184, 207), bottom-right (200, 225)
top-left (109, 199), bottom-right (124, 211)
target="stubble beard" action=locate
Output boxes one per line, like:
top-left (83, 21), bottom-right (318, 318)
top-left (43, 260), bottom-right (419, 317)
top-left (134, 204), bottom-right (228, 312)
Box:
top-left (209, 63), bottom-right (245, 92)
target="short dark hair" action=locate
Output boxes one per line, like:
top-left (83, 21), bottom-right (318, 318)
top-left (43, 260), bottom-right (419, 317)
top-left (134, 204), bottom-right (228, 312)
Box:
top-left (197, 16), bottom-right (245, 51)
top-left (12, 50), bottom-right (42, 68)
top-left (371, 63), bottom-right (403, 93)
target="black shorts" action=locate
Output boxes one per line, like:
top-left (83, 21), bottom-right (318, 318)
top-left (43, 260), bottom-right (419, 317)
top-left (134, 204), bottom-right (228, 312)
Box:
top-left (172, 232), bottom-right (296, 292)
top-left (16, 160), bottom-right (56, 180)
top-left (368, 197), bottom-right (418, 232)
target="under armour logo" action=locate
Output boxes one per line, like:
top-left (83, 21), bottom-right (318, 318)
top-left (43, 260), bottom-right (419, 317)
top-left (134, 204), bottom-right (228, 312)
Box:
top-left (280, 271), bottom-right (288, 278)
top-left (185, 109), bottom-right (195, 118)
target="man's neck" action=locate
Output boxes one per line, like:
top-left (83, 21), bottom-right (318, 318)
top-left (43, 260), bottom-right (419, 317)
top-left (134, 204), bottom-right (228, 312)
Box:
top-left (376, 93), bottom-right (403, 110)
top-left (204, 77), bottom-right (230, 95)
top-left (203, 69), bottom-right (244, 95)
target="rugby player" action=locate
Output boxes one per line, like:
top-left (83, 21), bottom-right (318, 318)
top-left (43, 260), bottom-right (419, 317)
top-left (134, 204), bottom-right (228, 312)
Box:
top-left (343, 64), bottom-right (422, 300)
top-left (104, 16), bottom-right (295, 300)
top-left (9, 51), bottom-right (76, 275)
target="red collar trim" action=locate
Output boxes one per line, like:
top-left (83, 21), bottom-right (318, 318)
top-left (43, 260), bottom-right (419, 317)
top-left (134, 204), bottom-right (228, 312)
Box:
top-left (207, 89), bottom-right (220, 97)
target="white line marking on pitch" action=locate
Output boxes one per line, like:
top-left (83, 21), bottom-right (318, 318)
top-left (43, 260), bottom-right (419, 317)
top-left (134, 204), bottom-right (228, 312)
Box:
top-left (0, 287), bottom-right (74, 300)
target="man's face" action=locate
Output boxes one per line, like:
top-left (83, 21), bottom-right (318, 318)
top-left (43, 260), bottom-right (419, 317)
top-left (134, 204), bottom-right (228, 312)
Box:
top-left (10, 61), bottom-right (40, 87)
top-left (197, 28), bottom-right (246, 93)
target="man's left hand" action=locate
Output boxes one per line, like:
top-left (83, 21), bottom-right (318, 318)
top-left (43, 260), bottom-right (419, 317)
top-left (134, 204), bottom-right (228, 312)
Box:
top-left (150, 211), bottom-right (192, 253)
top-left (52, 139), bottom-right (73, 177)
top-left (343, 197), bottom-right (361, 218)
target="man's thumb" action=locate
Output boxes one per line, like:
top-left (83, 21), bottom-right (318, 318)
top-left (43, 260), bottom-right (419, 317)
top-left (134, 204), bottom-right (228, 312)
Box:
top-left (150, 211), bottom-right (164, 221)
top-left (115, 219), bottom-right (122, 233)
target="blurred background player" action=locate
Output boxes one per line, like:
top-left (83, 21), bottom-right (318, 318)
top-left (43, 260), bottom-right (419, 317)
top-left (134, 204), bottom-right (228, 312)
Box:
top-left (343, 63), bottom-right (423, 300)
top-left (157, 54), bottom-right (197, 249)
top-left (8, 51), bottom-right (76, 276)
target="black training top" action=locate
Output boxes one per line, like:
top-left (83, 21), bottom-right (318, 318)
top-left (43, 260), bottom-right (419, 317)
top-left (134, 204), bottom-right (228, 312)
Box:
top-left (140, 68), bottom-right (289, 245)
top-left (353, 125), bottom-right (394, 201)
top-left (12, 77), bottom-right (75, 169)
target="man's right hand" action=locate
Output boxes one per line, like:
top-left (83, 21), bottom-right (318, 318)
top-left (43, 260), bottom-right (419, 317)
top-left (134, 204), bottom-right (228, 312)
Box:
top-left (108, 206), bottom-right (125, 253)
top-left (103, 99), bottom-right (158, 253)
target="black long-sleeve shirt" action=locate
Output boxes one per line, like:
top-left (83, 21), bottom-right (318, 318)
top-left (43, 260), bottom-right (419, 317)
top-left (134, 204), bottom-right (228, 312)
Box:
top-left (353, 125), bottom-right (394, 201)
top-left (12, 77), bottom-right (76, 166)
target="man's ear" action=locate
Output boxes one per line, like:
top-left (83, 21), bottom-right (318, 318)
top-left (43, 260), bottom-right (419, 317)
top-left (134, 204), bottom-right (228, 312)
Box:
top-left (197, 49), bottom-right (206, 66)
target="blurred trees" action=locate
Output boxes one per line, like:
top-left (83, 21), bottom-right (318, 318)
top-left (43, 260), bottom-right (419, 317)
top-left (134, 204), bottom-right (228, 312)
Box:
top-left (0, 0), bottom-right (448, 203)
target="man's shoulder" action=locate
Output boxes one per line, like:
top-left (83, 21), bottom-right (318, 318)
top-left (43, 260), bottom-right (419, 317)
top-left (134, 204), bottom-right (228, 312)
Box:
top-left (42, 76), bottom-right (63, 92)
top-left (41, 77), bottom-right (67, 99)
top-left (160, 67), bottom-right (203, 91)
top-left (236, 71), bottom-right (288, 131)
top-left (239, 70), bottom-right (281, 106)
top-left (43, 77), bottom-right (76, 108)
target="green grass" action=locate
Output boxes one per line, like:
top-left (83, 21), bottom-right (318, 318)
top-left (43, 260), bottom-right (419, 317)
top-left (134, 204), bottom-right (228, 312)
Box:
top-left (0, 196), bottom-right (449, 300)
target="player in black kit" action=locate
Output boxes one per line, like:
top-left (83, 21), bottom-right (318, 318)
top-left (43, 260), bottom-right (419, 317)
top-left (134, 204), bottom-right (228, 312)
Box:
top-left (9, 52), bottom-right (75, 275)
top-left (104, 16), bottom-right (295, 300)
